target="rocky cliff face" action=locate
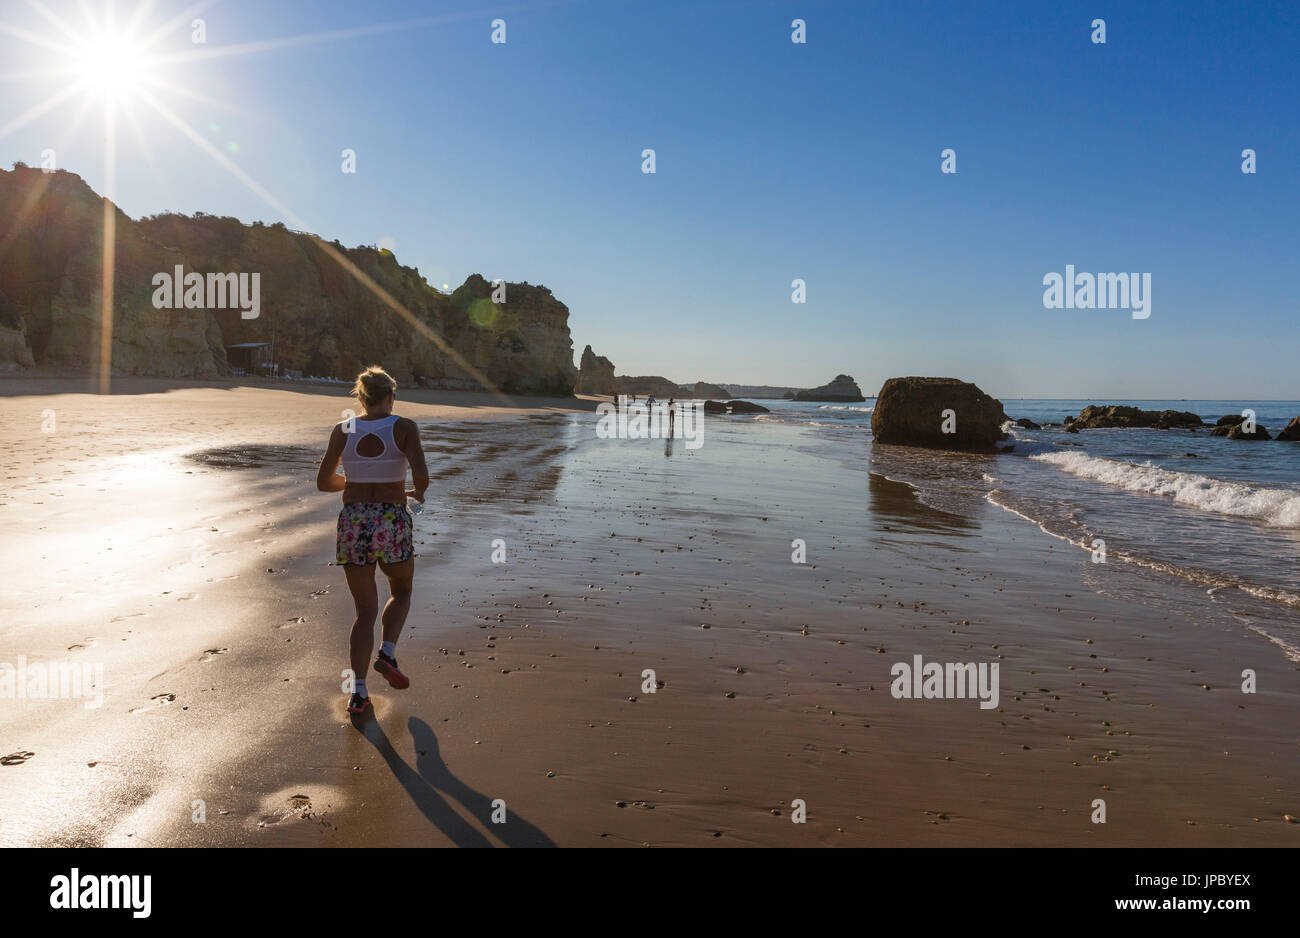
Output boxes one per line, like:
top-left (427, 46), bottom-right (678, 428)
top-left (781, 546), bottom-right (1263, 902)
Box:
top-left (0, 166), bottom-right (579, 394)
top-left (0, 167), bottom-right (227, 376)
top-left (794, 374), bottom-right (866, 402)
top-left (575, 344), bottom-right (616, 395)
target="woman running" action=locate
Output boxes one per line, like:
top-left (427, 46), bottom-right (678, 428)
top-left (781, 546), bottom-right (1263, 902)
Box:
top-left (316, 366), bottom-right (429, 715)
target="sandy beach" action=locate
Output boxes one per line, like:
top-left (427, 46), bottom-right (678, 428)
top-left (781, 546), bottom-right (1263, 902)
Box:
top-left (0, 378), bottom-right (1296, 847)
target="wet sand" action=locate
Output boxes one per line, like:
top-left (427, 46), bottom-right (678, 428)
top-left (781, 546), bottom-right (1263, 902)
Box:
top-left (1, 380), bottom-right (1297, 846)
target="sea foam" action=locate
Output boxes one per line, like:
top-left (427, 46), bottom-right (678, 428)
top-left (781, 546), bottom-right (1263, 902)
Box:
top-left (1032, 451), bottom-right (1300, 528)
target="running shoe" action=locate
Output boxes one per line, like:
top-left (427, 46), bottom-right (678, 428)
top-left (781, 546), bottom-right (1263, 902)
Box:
top-left (374, 651), bottom-right (410, 689)
top-left (347, 692), bottom-right (372, 714)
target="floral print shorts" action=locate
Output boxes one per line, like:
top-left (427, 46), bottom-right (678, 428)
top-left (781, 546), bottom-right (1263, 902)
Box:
top-left (336, 502), bottom-right (413, 566)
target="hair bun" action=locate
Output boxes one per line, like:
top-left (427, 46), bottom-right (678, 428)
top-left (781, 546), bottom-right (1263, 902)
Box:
top-left (351, 366), bottom-right (397, 408)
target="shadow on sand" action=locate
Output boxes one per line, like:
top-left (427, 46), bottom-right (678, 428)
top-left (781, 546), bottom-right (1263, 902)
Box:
top-left (351, 713), bottom-right (555, 847)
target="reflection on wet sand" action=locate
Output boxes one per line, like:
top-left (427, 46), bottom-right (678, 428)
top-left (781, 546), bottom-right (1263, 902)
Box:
top-left (187, 444), bottom-right (321, 470)
top-left (184, 418), bottom-right (574, 519)
top-left (867, 472), bottom-right (979, 537)
top-left (416, 419), bottom-right (571, 516)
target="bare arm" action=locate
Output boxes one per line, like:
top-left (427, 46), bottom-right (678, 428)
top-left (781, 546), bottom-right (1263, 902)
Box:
top-left (398, 417), bottom-right (429, 500)
top-left (316, 423), bottom-right (347, 492)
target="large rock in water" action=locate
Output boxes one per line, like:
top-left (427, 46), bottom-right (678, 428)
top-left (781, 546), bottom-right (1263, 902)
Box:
top-left (1210, 416), bottom-right (1272, 440)
top-left (575, 344), bottom-right (616, 395)
top-left (1065, 405), bottom-right (1205, 430)
top-left (1276, 417), bottom-right (1300, 442)
top-left (870, 377), bottom-right (1008, 450)
top-left (794, 374), bottom-right (866, 402)
top-left (0, 165), bottom-right (580, 393)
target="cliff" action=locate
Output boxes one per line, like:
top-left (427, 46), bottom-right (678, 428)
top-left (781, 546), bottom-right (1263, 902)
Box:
top-left (0, 166), bottom-right (578, 394)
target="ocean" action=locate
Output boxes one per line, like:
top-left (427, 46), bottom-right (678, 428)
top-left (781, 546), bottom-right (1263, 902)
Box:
top-left (749, 397), bottom-right (1300, 661)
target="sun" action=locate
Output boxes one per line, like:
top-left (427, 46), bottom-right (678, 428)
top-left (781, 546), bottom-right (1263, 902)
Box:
top-left (70, 31), bottom-right (148, 101)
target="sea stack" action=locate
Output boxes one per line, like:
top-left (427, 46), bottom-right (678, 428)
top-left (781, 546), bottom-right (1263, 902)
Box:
top-left (794, 374), bottom-right (866, 402)
top-left (870, 376), bottom-right (1008, 450)
top-left (575, 345), bottom-right (617, 395)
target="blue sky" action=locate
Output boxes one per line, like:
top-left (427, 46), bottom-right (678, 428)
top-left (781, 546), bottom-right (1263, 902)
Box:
top-left (2, 0), bottom-right (1298, 397)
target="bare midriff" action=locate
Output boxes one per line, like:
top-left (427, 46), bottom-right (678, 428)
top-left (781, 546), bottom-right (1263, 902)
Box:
top-left (341, 480), bottom-right (406, 505)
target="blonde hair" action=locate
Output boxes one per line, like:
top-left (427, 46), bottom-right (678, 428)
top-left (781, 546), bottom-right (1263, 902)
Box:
top-left (352, 366), bottom-right (397, 408)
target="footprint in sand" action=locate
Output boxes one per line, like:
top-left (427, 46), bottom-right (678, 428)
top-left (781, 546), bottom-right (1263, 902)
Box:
top-left (129, 694), bottom-right (177, 713)
top-left (200, 648), bottom-right (229, 662)
top-left (2, 751), bottom-right (35, 766)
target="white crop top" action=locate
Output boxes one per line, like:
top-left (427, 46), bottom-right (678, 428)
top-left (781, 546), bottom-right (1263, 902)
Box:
top-left (341, 415), bottom-right (408, 483)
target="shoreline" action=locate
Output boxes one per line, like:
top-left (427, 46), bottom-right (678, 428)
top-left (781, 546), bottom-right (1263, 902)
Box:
top-left (1, 381), bottom-right (1296, 847)
top-left (0, 373), bottom-right (609, 413)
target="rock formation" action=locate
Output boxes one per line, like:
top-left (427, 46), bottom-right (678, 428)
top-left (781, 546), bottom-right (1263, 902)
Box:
top-left (1210, 415), bottom-right (1272, 440)
top-left (710, 384), bottom-right (802, 399)
top-left (690, 381), bottom-right (731, 398)
top-left (0, 324), bottom-right (35, 372)
top-left (615, 375), bottom-right (680, 398)
top-left (1014, 417), bottom-right (1042, 430)
top-left (0, 165), bottom-right (579, 394)
top-left (575, 345), bottom-right (616, 395)
top-left (870, 376), bottom-right (1008, 450)
top-left (794, 374), bottom-right (866, 402)
top-left (702, 399), bottom-right (770, 414)
top-left (1276, 417), bottom-right (1300, 442)
top-left (1064, 405), bottom-right (1205, 430)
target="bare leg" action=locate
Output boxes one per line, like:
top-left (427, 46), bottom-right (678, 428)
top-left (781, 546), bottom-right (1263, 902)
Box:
top-left (344, 563), bottom-right (380, 684)
top-left (378, 558), bottom-right (414, 645)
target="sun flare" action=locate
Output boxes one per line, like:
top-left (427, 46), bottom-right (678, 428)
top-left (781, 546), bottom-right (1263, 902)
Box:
top-left (70, 31), bottom-right (148, 100)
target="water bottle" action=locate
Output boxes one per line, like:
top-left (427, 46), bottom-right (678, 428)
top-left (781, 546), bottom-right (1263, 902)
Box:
top-left (407, 496), bottom-right (424, 515)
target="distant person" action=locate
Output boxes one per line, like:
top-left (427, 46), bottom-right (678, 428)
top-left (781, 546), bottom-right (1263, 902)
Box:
top-left (647, 395), bottom-right (657, 407)
top-left (667, 397), bottom-right (676, 433)
top-left (316, 366), bottom-right (430, 716)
